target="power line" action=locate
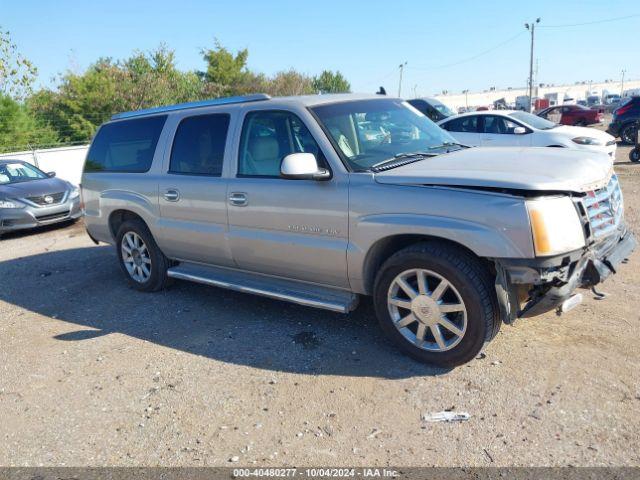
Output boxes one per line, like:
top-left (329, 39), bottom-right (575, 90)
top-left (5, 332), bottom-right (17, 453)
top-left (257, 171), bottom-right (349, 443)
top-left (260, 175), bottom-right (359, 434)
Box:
top-left (360, 66), bottom-right (400, 89)
top-left (539, 13), bottom-right (640, 28)
top-left (406, 31), bottom-right (526, 71)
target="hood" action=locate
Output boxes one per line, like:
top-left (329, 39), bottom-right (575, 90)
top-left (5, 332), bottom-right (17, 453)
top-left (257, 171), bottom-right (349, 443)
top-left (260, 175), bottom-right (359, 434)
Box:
top-left (374, 147), bottom-right (612, 193)
top-left (552, 125), bottom-right (615, 143)
top-left (0, 177), bottom-right (71, 198)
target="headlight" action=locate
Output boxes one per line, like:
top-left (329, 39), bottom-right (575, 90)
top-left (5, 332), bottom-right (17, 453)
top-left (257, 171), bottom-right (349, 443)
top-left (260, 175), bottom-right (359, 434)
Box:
top-left (572, 136), bottom-right (603, 146)
top-left (69, 186), bottom-right (80, 199)
top-left (0, 199), bottom-right (24, 209)
top-left (526, 197), bottom-right (585, 256)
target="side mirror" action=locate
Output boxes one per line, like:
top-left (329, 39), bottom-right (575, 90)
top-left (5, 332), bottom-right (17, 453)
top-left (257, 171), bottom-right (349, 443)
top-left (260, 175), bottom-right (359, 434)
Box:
top-left (513, 127), bottom-right (527, 135)
top-left (280, 153), bottom-right (330, 180)
top-left (47, 171), bottom-right (56, 178)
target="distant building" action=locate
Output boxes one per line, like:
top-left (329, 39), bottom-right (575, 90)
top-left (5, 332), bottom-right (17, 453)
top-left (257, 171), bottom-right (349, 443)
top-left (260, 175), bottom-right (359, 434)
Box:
top-left (434, 79), bottom-right (640, 110)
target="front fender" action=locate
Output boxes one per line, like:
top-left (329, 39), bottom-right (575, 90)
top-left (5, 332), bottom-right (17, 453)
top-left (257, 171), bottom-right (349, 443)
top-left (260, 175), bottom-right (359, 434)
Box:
top-left (348, 211), bottom-right (534, 294)
top-left (358, 213), bottom-right (529, 258)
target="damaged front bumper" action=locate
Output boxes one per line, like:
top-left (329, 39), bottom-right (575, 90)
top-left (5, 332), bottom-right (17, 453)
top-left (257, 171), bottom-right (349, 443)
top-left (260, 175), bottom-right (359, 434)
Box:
top-left (495, 230), bottom-right (637, 322)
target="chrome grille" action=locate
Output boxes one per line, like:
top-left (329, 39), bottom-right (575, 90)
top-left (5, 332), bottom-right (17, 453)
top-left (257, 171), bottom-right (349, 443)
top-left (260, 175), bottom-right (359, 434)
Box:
top-left (25, 192), bottom-right (65, 206)
top-left (584, 175), bottom-right (623, 240)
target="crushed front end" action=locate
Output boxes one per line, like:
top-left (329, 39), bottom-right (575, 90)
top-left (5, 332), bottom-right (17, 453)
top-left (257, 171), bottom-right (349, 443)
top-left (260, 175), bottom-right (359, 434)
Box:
top-left (495, 174), bottom-right (636, 322)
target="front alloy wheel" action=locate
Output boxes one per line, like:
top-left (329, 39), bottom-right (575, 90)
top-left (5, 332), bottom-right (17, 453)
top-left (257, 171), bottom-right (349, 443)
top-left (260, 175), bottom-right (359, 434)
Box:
top-left (121, 231), bottom-right (152, 283)
top-left (387, 269), bottom-right (467, 352)
top-left (373, 242), bottom-right (500, 367)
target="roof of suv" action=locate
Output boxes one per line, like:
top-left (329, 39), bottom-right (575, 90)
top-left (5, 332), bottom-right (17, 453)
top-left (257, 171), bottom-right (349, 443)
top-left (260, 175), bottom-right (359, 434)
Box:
top-left (112, 93), bottom-right (389, 120)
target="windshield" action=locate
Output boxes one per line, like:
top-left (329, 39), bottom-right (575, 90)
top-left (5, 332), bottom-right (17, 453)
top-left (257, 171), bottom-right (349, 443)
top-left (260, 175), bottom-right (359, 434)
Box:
top-left (509, 111), bottom-right (557, 130)
top-left (311, 99), bottom-right (459, 171)
top-left (430, 100), bottom-right (455, 117)
top-left (619, 97), bottom-right (633, 107)
top-left (0, 161), bottom-right (48, 185)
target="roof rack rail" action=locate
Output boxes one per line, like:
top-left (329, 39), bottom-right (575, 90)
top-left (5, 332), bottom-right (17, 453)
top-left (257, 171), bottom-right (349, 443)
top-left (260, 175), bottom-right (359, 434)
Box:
top-left (111, 93), bottom-right (271, 120)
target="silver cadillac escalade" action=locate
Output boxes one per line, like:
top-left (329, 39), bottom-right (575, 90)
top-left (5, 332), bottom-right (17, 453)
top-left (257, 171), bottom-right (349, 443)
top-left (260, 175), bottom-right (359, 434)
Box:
top-left (81, 93), bottom-right (636, 367)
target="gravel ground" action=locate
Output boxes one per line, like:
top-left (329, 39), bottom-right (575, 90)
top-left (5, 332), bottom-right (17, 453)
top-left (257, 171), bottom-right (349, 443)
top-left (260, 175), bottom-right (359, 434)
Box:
top-left (0, 134), bottom-right (638, 467)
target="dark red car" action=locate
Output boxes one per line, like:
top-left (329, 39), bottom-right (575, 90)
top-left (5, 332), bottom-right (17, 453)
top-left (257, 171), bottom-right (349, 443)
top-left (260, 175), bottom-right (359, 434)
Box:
top-left (537, 104), bottom-right (604, 126)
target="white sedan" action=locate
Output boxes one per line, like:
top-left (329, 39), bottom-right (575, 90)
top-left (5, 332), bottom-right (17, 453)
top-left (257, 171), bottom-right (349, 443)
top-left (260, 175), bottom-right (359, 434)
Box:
top-left (437, 110), bottom-right (617, 158)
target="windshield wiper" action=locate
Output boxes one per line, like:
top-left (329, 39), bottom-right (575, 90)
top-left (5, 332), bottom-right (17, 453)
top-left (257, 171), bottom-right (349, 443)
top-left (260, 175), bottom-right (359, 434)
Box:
top-left (428, 141), bottom-right (468, 150)
top-left (370, 142), bottom-right (470, 172)
top-left (370, 152), bottom-right (437, 172)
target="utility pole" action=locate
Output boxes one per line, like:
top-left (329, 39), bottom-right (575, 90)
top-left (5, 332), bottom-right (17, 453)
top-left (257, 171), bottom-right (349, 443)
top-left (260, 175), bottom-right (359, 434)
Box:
top-left (398, 61), bottom-right (407, 97)
top-left (525, 18), bottom-right (540, 112)
top-left (621, 69), bottom-right (626, 96)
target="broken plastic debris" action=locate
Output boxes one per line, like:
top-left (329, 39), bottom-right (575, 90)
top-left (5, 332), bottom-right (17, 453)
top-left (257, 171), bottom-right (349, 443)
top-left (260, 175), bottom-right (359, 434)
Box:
top-left (422, 411), bottom-right (470, 423)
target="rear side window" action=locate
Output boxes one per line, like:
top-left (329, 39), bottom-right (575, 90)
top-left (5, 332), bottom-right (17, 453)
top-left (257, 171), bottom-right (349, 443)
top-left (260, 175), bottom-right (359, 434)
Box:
top-left (442, 116), bottom-right (478, 133)
top-left (407, 100), bottom-right (427, 114)
top-left (169, 114), bottom-right (230, 176)
top-left (85, 115), bottom-right (167, 173)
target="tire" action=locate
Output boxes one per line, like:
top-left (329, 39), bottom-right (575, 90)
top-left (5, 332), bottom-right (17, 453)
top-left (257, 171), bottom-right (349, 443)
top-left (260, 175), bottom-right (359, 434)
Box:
top-left (574, 119), bottom-right (586, 127)
top-left (620, 124), bottom-right (637, 145)
top-left (631, 147), bottom-right (640, 163)
top-left (373, 242), bottom-right (500, 367)
top-left (116, 219), bottom-right (171, 292)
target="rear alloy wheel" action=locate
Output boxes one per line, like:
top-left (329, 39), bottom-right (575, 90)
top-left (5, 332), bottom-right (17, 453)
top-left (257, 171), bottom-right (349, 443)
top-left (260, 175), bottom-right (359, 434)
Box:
top-left (121, 231), bottom-right (152, 283)
top-left (116, 219), bottom-right (170, 292)
top-left (630, 147), bottom-right (640, 163)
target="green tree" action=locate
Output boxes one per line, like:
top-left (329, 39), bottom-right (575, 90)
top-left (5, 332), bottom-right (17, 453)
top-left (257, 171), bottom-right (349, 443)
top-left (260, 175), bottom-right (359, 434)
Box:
top-left (30, 46), bottom-right (206, 143)
top-left (0, 27), bottom-right (37, 100)
top-left (0, 95), bottom-right (58, 153)
top-left (28, 60), bottom-right (121, 142)
top-left (264, 70), bottom-right (314, 96)
top-left (121, 44), bottom-right (204, 109)
top-left (312, 70), bottom-right (351, 93)
top-left (200, 40), bottom-right (255, 95)
top-left (27, 40), bottom-right (355, 145)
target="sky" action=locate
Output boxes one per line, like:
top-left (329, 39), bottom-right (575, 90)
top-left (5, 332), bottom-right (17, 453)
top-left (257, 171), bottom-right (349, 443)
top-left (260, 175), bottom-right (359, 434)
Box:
top-left (2, 0), bottom-right (639, 97)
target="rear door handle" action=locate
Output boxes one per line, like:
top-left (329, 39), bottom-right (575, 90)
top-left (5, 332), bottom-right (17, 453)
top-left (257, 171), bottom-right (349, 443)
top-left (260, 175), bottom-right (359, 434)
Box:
top-left (229, 192), bottom-right (248, 207)
top-left (163, 189), bottom-right (180, 202)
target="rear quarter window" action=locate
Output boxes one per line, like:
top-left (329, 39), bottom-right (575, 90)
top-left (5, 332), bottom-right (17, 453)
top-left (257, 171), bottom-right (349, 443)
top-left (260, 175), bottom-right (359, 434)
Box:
top-left (85, 115), bottom-right (167, 173)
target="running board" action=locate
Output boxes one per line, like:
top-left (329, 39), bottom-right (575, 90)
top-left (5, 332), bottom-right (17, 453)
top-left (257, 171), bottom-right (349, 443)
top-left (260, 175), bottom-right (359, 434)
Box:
top-left (167, 263), bottom-right (359, 313)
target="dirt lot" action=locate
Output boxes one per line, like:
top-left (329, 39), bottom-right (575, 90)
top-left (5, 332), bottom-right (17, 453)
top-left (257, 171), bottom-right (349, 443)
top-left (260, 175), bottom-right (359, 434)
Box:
top-left (0, 138), bottom-right (639, 467)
